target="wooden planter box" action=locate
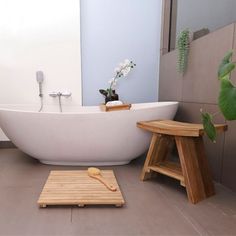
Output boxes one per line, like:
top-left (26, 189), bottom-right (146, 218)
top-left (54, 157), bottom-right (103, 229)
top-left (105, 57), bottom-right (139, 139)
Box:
top-left (100, 104), bottom-right (132, 112)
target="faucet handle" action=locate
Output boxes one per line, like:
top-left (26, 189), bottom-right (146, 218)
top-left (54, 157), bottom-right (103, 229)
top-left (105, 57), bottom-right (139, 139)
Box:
top-left (61, 91), bottom-right (72, 98)
top-left (49, 92), bottom-right (58, 97)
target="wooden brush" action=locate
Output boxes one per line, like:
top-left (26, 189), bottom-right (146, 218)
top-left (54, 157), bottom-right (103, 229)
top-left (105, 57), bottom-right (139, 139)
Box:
top-left (87, 167), bottom-right (117, 192)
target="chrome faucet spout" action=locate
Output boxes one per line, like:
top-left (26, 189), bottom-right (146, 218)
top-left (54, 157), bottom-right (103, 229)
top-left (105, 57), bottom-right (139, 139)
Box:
top-left (61, 92), bottom-right (72, 98)
top-left (49, 91), bottom-right (72, 112)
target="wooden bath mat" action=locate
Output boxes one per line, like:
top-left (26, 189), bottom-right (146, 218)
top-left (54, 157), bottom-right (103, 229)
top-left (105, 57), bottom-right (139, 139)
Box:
top-left (38, 170), bottom-right (125, 208)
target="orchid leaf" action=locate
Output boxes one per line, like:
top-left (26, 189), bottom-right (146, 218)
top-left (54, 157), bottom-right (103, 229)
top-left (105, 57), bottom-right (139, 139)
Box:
top-left (201, 111), bottom-right (217, 142)
top-left (218, 77), bottom-right (236, 120)
top-left (99, 89), bottom-right (108, 97)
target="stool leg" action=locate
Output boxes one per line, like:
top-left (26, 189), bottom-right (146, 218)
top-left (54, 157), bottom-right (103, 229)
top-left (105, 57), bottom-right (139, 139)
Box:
top-left (141, 134), bottom-right (173, 181)
top-left (140, 134), bottom-right (161, 181)
top-left (194, 137), bottom-right (215, 198)
top-left (175, 136), bottom-right (215, 204)
top-left (152, 135), bottom-right (174, 164)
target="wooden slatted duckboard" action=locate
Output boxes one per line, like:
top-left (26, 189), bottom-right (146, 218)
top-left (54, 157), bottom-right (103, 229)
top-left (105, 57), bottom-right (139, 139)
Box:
top-left (38, 170), bottom-right (125, 208)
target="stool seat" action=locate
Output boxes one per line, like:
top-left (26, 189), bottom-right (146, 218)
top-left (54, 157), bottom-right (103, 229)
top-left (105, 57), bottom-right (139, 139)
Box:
top-left (137, 120), bottom-right (227, 204)
top-left (137, 120), bottom-right (227, 137)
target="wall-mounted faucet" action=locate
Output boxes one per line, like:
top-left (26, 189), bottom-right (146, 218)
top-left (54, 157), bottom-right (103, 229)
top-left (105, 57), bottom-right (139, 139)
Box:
top-left (49, 91), bottom-right (72, 98)
top-left (49, 91), bottom-right (72, 112)
top-left (36, 71), bottom-right (44, 112)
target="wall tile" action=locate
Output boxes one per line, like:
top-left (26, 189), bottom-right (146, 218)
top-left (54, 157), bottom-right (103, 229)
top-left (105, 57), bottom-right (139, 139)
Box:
top-left (160, 23), bottom-right (236, 191)
top-left (159, 50), bottom-right (183, 101)
top-left (174, 102), bottom-right (203, 123)
top-left (221, 121), bottom-right (236, 192)
top-left (231, 23), bottom-right (236, 84)
top-left (182, 24), bottom-right (235, 104)
top-left (202, 104), bottom-right (226, 182)
top-left (175, 102), bottom-right (225, 181)
top-left (220, 23), bottom-right (236, 191)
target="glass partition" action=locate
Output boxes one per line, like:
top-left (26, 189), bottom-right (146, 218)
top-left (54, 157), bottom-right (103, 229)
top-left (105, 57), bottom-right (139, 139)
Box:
top-left (169, 0), bottom-right (236, 51)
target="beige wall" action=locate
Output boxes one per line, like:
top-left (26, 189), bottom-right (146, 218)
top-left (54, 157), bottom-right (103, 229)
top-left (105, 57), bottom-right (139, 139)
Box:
top-left (159, 23), bottom-right (236, 191)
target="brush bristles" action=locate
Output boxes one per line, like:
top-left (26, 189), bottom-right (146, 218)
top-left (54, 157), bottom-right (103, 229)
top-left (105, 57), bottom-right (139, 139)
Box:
top-left (88, 167), bottom-right (100, 175)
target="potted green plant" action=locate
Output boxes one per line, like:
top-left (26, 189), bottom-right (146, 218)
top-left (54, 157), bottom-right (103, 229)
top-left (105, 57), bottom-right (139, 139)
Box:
top-left (202, 51), bottom-right (236, 142)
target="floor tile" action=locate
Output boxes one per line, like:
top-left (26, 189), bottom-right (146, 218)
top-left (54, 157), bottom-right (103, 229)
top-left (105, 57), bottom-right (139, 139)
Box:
top-left (0, 149), bottom-right (236, 236)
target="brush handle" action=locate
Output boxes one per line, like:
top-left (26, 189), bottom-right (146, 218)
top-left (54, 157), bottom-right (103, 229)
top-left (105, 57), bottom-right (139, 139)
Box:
top-left (90, 175), bottom-right (117, 192)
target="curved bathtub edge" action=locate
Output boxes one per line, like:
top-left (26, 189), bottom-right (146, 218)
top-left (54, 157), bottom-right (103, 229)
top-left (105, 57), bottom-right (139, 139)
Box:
top-left (39, 160), bottom-right (131, 166)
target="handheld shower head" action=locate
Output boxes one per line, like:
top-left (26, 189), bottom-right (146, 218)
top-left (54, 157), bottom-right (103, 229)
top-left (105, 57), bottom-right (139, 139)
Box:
top-left (36, 71), bottom-right (44, 112)
top-left (36, 71), bottom-right (44, 83)
top-left (36, 71), bottom-right (44, 99)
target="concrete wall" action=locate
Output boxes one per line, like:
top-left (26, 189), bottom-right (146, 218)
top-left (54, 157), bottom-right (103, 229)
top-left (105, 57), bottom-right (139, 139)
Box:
top-left (159, 23), bottom-right (236, 192)
top-left (81, 0), bottom-right (162, 105)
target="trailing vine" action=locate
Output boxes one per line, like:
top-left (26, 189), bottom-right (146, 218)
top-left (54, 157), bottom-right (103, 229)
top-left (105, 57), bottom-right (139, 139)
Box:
top-left (177, 29), bottom-right (190, 75)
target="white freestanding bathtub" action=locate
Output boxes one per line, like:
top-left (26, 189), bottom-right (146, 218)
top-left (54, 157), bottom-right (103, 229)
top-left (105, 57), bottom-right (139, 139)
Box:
top-left (0, 102), bottom-right (178, 166)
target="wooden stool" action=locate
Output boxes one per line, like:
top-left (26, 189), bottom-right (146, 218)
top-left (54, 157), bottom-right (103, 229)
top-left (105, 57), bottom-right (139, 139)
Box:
top-left (137, 120), bottom-right (227, 204)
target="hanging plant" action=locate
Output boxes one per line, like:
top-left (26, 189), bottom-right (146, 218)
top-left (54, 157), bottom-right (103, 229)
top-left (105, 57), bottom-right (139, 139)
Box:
top-left (201, 51), bottom-right (236, 142)
top-left (177, 29), bottom-right (191, 75)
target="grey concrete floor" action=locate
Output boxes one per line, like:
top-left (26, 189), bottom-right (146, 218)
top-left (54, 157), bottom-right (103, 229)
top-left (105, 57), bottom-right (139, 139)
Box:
top-left (0, 148), bottom-right (236, 236)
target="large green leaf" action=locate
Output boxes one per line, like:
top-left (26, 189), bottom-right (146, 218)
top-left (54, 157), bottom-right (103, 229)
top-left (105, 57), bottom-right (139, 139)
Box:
top-left (218, 77), bottom-right (236, 120)
top-left (201, 111), bottom-right (217, 143)
top-left (222, 51), bottom-right (233, 63)
top-left (218, 51), bottom-right (233, 69)
top-left (218, 62), bottom-right (235, 79)
top-left (218, 51), bottom-right (233, 78)
top-left (201, 51), bottom-right (236, 142)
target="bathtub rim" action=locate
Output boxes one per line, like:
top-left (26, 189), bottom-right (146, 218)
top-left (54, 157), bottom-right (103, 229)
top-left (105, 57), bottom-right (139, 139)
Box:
top-left (0, 101), bottom-right (179, 114)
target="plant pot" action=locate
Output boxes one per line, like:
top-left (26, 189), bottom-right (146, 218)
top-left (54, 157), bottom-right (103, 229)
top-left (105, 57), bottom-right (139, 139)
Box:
top-left (105, 90), bottom-right (119, 103)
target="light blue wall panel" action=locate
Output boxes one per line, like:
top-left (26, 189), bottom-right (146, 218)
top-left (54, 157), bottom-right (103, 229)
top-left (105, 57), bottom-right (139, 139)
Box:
top-left (81, 0), bottom-right (162, 105)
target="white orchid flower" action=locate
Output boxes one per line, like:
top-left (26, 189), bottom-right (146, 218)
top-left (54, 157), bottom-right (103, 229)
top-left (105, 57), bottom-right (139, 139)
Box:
top-left (119, 63), bottom-right (125, 69)
top-left (104, 59), bottom-right (135, 96)
top-left (114, 67), bottom-right (121, 73)
top-left (124, 59), bottom-right (131, 65)
top-left (121, 67), bottom-right (131, 77)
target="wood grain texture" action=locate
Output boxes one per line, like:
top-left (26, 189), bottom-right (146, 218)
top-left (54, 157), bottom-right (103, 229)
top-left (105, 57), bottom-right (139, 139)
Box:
top-left (149, 161), bottom-right (184, 183)
top-left (100, 104), bottom-right (131, 112)
top-left (38, 170), bottom-right (125, 207)
top-left (88, 173), bottom-right (117, 192)
top-left (137, 120), bottom-right (227, 137)
top-left (138, 120), bottom-right (226, 204)
top-left (140, 133), bottom-right (161, 181)
top-left (175, 136), bottom-right (211, 204)
top-left (194, 137), bottom-right (215, 197)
